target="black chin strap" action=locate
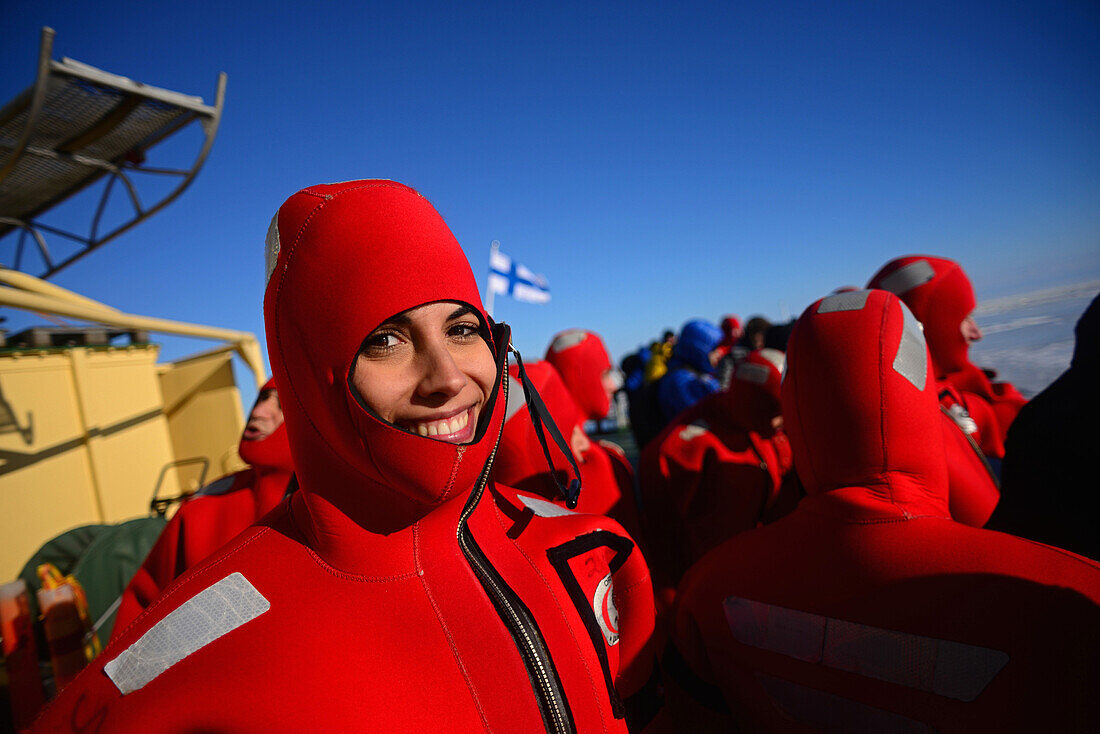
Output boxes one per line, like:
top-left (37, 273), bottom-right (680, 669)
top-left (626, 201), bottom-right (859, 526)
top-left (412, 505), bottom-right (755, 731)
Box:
top-left (510, 345), bottom-right (583, 509)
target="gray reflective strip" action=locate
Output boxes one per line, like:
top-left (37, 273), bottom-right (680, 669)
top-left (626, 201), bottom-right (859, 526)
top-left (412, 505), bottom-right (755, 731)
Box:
top-left (194, 475), bottom-right (236, 497)
top-left (817, 290), bottom-right (871, 313)
top-left (105, 573), bottom-right (270, 695)
top-left (757, 348), bottom-right (785, 374)
top-left (678, 421), bottom-right (710, 442)
top-left (724, 597), bottom-right (1007, 701)
top-left (756, 675), bottom-right (937, 734)
top-left (518, 494), bottom-right (575, 518)
top-left (264, 212), bottom-right (280, 286)
top-left (736, 362), bottom-right (770, 386)
top-left (504, 376), bottom-right (526, 422)
top-left (877, 259), bottom-right (935, 296)
top-left (893, 303), bottom-right (928, 390)
top-left (550, 329), bottom-right (587, 353)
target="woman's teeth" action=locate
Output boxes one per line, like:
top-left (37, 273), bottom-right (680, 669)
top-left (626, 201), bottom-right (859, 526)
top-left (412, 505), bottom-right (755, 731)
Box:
top-left (415, 411), bottom-right (469, 437)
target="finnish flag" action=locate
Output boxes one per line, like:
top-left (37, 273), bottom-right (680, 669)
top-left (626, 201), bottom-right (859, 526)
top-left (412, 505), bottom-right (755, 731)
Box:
top-left (488, 245), bottom-right (551, 304)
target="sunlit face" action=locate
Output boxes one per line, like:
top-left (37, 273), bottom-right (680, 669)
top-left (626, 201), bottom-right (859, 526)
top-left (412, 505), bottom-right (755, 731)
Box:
top-left (351, 302), bottom-right (497, 444)
top-left (960, 314), bottom-right (983, 344)
top-left (242, 389), bottom-right (284, 441)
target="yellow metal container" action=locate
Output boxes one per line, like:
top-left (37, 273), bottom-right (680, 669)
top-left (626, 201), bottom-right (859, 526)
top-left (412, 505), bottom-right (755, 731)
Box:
top-left (0, 343), bottom-right (246, 581)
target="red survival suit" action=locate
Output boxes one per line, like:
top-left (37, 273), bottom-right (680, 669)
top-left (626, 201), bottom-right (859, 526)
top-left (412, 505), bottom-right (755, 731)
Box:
top-left (544, 330), bottom-right (642, 535)
top-left (667, 289), bottom-right (1100, 733)
top-left (111, 386), bottom-right (294, 639)
top-left (36, 181), bottom-right (656, 733)
top-left (868, 255), bottom-right (1025, 458)
top-left (638, 349), bottom-right (796, 603)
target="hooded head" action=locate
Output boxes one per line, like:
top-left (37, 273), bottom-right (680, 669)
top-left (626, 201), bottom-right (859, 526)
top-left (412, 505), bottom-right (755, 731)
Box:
top-left (719, 348), bottom-right (785, 437)
top-left (544, 329), bottom-right (616, 420)
top-left (720, 315), bottom-right (743, 346)
top-left (237, 378), bottom-right (294, 473)
top-left (263, 181), bottom-right (506, 536)
top-left (782, 289), bottom-right (949, 517)
top-left (867, 256), bottom-right (976, 377)
top-left (673, 319), bottom-right (723, 374)
top-left (495, 361), bottom-right (583, 493)
top-left (741, 316), bottom-right (771, 350)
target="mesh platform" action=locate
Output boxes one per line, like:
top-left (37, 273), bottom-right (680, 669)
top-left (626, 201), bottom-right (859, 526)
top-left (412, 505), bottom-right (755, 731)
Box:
top-left (0, 28), bottom-right (225, 278)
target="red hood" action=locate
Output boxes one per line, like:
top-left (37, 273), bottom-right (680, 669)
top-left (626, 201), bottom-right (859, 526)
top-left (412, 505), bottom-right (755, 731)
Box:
top-left (263, 181), bottom-right (506, 544)
top-left (495, 361), bottom-right (582, 489)
top-left (867, 255), bottom-right (976, 378)
top-left (237, 378), bottom-right (295, 474)
top-left (782, 289), bottom-right (949, 518)
top-left (544, 329), bottom-right (613, 420)
top-left (707, 348), bottom-right (785, 436)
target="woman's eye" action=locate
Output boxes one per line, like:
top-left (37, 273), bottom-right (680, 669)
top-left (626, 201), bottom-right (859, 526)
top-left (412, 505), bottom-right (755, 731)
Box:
top-left (449, 322), bottom-right (481, 339)
top-left (362, 331), bottom-right (402, 354)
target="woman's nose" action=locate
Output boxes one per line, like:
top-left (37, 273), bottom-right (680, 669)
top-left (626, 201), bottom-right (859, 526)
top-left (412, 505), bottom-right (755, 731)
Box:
top-left (416, 341), bottom-right (467, 398)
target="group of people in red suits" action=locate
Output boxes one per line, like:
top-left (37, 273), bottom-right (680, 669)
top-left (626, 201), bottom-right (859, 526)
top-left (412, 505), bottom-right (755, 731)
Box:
top-left (32, 181), bottom-right (1098, 733)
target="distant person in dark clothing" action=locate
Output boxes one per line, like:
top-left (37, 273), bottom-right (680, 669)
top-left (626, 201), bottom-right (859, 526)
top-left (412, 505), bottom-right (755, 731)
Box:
top-left (763, 319), bottom-right (795, 352)
top-left (740, 316), bottom-right (771, 351)
top-left (990, 292), bottom-right (1099, 559)
top-left (717, 316), bottom-right (774, 389)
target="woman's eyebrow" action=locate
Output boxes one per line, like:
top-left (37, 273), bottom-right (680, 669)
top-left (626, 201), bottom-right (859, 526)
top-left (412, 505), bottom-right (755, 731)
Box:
top-left (379, 313), bottom-right (412, 327)
top-left (448, 305), bottom-right (475, 320)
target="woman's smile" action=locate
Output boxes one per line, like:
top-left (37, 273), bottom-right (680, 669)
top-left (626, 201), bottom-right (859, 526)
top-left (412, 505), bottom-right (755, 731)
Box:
top-left (401, 405), bottom-right (476, 442)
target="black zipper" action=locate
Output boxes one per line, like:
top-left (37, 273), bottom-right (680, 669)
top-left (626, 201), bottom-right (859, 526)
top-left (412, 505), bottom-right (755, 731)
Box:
top-left (457, 353), bottom-right (576, 734)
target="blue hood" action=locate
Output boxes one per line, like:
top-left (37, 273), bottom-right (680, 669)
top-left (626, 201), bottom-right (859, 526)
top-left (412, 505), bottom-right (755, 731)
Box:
top-left (673, 319), bottom-right (723, 374)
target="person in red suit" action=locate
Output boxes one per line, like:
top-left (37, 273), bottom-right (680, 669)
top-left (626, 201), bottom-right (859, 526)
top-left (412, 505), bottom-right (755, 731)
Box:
top-left (867, 255), bottom-right (1026, 459)
top-left (544, 328), bottom-right (620, 424)
top-left (666, 289), bottom-right (1100, 732)
top-left (36, 181), bottom-right (657, 732)
top-left (638, 349), bottom-right (796, 609)
top-left (109, 379), bottom-right (294, 640)
top-left (543, 330), bottom-right (642, 533)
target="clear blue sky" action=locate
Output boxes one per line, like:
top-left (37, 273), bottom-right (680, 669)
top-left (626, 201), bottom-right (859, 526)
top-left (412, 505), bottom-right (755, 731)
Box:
top-left (3, 1), bottom-right (1098, 408)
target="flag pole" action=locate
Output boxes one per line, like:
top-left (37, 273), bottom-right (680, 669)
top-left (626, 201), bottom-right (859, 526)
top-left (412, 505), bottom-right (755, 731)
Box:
top-left (486, 239), bottom-right (500, 319)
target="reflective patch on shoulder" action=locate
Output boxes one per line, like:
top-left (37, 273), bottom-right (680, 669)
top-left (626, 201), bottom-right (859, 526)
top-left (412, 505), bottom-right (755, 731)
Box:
top-left (518, 494), bottom-right (575, 518)
top-left (877, 259), bottom-right (936, 295)
top-left (736, 362), bottom-right (770, 386)
top-left (678, 421), bottom-right (710, 442)
top-left (724, 597), bottom-right (1008, 702)
top-left (893, 303), bottom-right (928, 390)
top-left (817, 290), bottom-right (871, 313)
top-left (194, 475), bottom-right (236, 497)
top-left (105, 573), bottom-right (270, 695)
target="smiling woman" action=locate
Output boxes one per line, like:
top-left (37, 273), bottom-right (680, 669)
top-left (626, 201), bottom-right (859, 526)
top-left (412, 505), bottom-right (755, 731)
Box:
top-left (351, 302), bottom-right (495, 444)
top-left (34, 179), bottom-right (658, 733)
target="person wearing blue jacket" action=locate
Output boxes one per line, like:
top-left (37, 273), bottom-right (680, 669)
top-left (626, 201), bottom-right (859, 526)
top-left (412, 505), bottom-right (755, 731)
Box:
top-left (657, 319), bottom-right (723, 422)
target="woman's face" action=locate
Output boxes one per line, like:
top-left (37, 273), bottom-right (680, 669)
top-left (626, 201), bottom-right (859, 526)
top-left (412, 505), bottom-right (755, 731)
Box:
top-left (351, 302), bottom-right (497, 444)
